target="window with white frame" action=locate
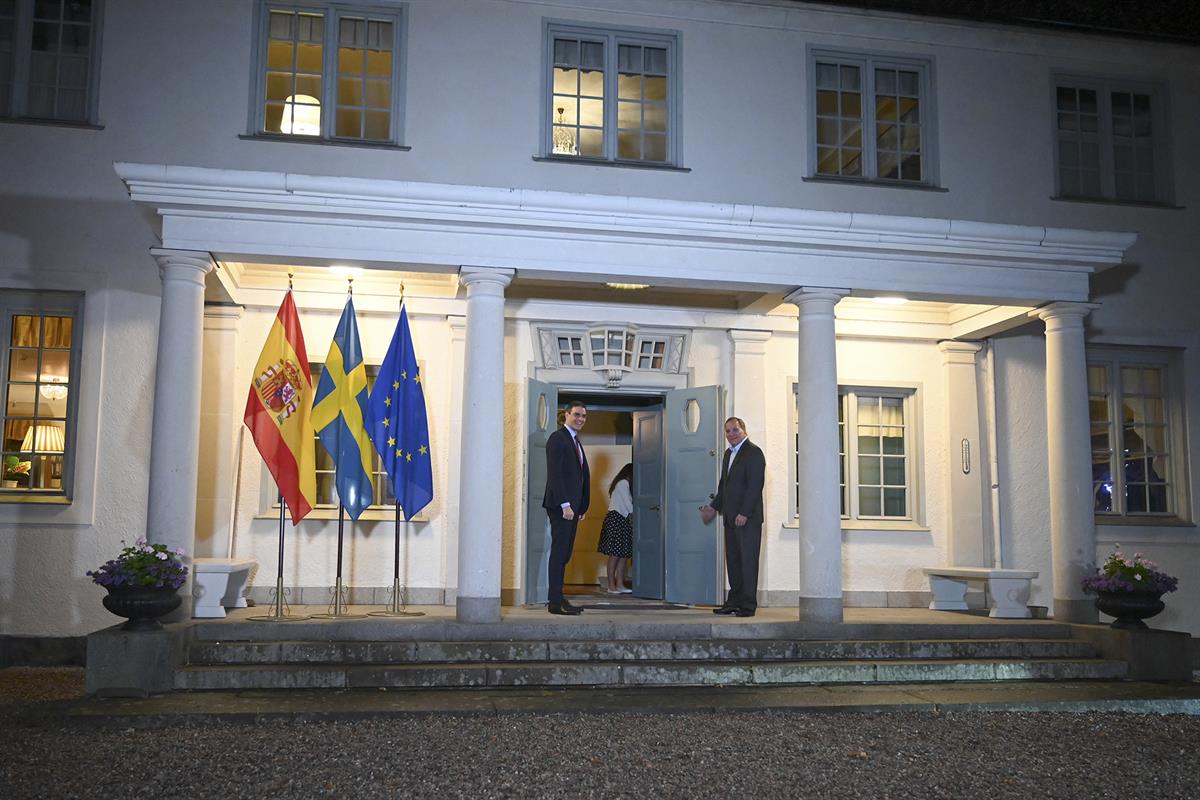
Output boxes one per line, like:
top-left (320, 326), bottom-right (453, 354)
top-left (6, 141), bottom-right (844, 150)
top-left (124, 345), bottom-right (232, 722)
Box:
top-left (0, 291), bottom-right (82, 500)
top-left (544, 22), bottom-right (678, 164)
top-left (1053, 76), bottom-right (1169, 203)
top-left (252, 1), bottom-right (404, 144)
top-left (810, 50), bottom-right (934, 184)
top-left (1088, 349), bottom-right (1184, 518)
top-left (793, 386), bottom-right (916, 521)
top-left (0, 0), bottom-right (103, 124)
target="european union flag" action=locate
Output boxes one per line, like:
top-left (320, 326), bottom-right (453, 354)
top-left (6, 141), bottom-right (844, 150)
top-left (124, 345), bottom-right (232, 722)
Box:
top-left (367, 304), bottom-right (433, 519)
top-left (312, 297), bottom-right (374, 520)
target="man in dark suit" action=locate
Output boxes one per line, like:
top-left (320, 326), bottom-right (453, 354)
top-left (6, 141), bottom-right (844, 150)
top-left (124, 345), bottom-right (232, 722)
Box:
top-left (542, 400), bottom-right (590, 615)
top-left (700, 416), bottom-right (766, 617)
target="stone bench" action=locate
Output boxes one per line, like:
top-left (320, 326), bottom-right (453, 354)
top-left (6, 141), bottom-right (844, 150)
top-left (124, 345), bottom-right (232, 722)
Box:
top-left (192, 557), bottom-right (257, 618)
top-left (921, 567), bottom-right (1039, 619)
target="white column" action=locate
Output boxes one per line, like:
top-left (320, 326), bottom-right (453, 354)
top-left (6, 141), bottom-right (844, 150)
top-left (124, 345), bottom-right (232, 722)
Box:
top-left (1033, 302), bottom-right (1099, 624)
top-left (147, 249), bottom-right (216, 617)
top-left (785, 287), bottom-right (849, 623)
top-left (196, 305), bottom-right (242, 560)
top-left (939, 340), bottom-right (990, 567)
top-left (455, 267), bottom-right (514, 623)
top-left (444, 315), bottom-right (467, 607)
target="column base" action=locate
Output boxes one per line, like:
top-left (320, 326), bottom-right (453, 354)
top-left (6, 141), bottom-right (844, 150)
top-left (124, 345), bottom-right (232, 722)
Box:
top-left (797, 596), bottom-right (843, 623)
top-left (456, 596), bottom-right (501, 624)
top-left (1053, 597), bottom-right (1098, 624)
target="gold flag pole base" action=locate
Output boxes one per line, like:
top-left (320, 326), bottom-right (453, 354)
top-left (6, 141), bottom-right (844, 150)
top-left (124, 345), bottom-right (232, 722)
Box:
top-left (247, 578), bottom-right (311, 622)
top-left (368, 578), bottom-right (425, 617)
top-left (311, 577), bottom-right (368, 620)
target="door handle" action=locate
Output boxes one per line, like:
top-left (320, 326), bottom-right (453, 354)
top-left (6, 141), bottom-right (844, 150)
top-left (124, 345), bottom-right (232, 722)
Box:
top-left (649, 504), bottom-right (660, 511)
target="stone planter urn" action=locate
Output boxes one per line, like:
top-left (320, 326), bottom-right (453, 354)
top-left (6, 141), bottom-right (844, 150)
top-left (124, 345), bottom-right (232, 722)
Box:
top-left (102, 586), bottom-right (182, 631)
top-left (1094, 590), bottom-right (1165, 630)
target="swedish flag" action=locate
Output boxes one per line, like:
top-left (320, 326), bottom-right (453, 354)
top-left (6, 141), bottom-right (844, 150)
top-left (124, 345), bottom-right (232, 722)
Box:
top-left (312, 297), bottom-right (374, 519)
top-left (367, 304), bottom-right (433, 519)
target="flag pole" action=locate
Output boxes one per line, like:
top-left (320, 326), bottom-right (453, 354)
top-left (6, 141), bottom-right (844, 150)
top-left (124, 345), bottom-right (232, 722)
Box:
top-left (248, 494), bottom-right (310, 621)
top-left (313, 503), bottom-right (367, 619)
top-left (371, 283), bottom-right (424, 618)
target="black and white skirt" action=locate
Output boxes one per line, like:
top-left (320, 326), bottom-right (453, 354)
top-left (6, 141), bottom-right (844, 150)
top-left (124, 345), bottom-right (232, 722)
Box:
top-left (597, 510), bottom-right (633, 558)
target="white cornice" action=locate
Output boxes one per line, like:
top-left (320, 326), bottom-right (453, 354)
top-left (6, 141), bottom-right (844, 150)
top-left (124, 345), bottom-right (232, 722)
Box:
top-left (114, 162), bottom-right (1136, 305)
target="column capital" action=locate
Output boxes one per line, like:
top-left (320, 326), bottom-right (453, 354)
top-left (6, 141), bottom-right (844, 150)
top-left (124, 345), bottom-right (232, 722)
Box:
top-left (459, 266), bottom-right (515, 290)
top-left (728, 329), bottom-right (771, 353)
top-left (938, 340), bottom-right (983, 365)
top-left (1029, 301), bottom-right (1100, 326)
top-left (203, 303), bottom-right (243, 331)
top-left (784, 286), bottom-right (851, 308)
top-left (151, 248), bottom-right (215, 284)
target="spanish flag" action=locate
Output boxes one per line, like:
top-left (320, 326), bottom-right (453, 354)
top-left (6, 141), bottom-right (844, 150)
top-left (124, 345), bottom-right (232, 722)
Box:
top-left (244, 291), bottom-right (317, 524)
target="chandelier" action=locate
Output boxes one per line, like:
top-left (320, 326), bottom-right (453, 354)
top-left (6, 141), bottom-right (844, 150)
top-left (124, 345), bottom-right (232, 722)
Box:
top-left (552, 107), bottom-right (578, 155)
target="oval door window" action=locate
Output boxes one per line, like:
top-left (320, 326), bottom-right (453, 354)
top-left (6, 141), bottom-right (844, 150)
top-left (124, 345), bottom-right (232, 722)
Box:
top-left (684, 398), bottom-right (701, 433)
top-left (537, 393), bottom-right (549, 431)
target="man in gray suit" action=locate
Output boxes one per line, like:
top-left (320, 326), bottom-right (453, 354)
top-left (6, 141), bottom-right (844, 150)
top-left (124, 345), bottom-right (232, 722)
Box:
top-left (700, 416), bottom-right (766, 617)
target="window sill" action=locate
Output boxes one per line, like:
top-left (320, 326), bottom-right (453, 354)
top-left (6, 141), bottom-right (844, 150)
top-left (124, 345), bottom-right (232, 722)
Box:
top-left (257, 507), bottom-right (429, 523)
top-left (240, 133), bottom-right (411, 151)
top-left (1095, 515), bottom-right (1194, 528)
top-left (802, 175), bottom-right (947, 192)
top-left (0, 493), bottom-right (71, 505)
top-left (782, 518), bottom-right (930, 532)
top-left (533, 155), bottom-right (691, 173)
top-left (0, 116), bottom-right (103, 131)
top-left (1051, 195), bottom-right (1183, 210)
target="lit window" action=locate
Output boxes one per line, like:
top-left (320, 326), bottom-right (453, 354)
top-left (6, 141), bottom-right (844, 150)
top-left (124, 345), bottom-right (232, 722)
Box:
top-left (1054, 76), bottom-right (1170, 204)
top-left (0, 0), bottom-right (102, 123)
top-left (545, 22), bottom-right (678, 165)
top-left (308, 363), bottom-right (393, 509)
top-left (254, 2), bottom-right (404, 144)
top-left (1, 291), bottom-right (82, 500)
top-left (793, 386), bottom-right (916, 521)
top-left (810, 50), bottom-right (934, 184)
top-left (1088, 349), bottom-right (1183, 517)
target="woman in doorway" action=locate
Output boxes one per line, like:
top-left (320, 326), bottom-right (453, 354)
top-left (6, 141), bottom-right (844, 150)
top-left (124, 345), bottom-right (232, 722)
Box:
top-left (598, 462), bottom-right (634, 594)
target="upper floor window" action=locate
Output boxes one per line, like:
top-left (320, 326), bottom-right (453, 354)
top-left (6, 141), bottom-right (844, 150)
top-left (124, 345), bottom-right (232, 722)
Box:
top-left (252, 1), bottom-right (405, 144)
top-left (1, 291), bottom-right (82, 501)
top-left (1088, 348), bottom-right (1185, 519)
top-left (809, 49), bottom-right (935, 185)
top-left (0, 0), bottom-right (102, 124)
top-left (1054, 76), bottom-right (1170, 204)
top-left (543, 21), bottom-right (679, 165)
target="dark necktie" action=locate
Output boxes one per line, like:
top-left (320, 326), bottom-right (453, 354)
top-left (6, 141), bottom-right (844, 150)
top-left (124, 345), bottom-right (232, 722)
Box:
top-left (575, 435), bottom-right (584, 466)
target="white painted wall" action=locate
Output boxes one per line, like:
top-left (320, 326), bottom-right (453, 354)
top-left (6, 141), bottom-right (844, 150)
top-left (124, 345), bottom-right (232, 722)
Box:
top-left (1, 0), bottom-right (1198, 636)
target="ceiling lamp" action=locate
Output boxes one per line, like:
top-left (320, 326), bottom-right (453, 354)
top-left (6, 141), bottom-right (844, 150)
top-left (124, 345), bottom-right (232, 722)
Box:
top-left (280, 94), bottom-right (320, 136)
top-left (872, 296), bottom-right (909, 305)
top-left (39, 382), bottom-right (68, 401)
top-left (552, 107), bottom-right (578, 156)
top-left (606, 282), bottom-right (651, 290)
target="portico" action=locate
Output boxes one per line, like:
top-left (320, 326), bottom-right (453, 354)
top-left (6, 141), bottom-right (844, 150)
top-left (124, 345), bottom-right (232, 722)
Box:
top-left (120, 162), bottom-right (1135, 623)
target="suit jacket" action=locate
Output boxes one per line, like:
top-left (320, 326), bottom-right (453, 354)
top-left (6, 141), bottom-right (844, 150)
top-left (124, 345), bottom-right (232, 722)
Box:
top-left (542, 426), bottom-right (591, 516)
top-left (711, 439), bottom-right (765, 524)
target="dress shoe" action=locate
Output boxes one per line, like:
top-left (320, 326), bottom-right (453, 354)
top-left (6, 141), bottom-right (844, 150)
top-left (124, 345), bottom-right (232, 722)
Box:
top-left (734, 608), bottom-right (756, 617)
top-left (560, 597), bottom-right (582, 611)
top-left (712, 606), bottom-right (738, 615)
top-left (548, 603), bottom-right (581, 616)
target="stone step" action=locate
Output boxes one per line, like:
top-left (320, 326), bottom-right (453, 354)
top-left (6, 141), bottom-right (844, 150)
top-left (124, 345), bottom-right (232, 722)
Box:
top-left (186, 638), bottom-right (1098, 666)
top-left (174, 657), bottom-right (1128, 691)
top-left (188, 619), bottom-right (1077, 643)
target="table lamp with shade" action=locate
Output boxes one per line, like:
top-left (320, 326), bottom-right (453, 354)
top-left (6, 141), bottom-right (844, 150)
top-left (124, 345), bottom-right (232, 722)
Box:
top-left (20, 423), bottom-right (65, 488)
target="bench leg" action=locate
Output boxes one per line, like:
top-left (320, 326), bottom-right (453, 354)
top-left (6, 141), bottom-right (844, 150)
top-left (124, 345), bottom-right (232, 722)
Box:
top-left (193, 572), bottom-right (231, 619)
top-left (927, 575), bottom-right (970, 611)
top-left (224, 567), bottom-right (252, 609)
top-left (986, 577), bottom-right (1032, 618)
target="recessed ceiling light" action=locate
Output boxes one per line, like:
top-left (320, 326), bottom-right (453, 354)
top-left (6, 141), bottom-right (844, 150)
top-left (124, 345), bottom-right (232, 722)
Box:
top-left (329, 265), bottom-right (363, 277)
top-left (606, 282), bottom-right (651, 290)
top-left (872, 296), bottom-right (908, 305)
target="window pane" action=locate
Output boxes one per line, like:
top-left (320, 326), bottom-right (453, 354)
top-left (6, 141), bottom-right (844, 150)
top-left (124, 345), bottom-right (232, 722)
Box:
top-left (883, 488), bottom-right (906, 516)
top-left (859, 488), bottom-right (881, 516)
